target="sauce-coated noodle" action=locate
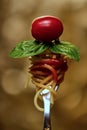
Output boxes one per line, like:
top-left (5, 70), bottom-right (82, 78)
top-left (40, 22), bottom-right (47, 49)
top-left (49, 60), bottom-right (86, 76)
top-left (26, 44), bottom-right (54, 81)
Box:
top-left (29, 54), bottom-right (68, 111)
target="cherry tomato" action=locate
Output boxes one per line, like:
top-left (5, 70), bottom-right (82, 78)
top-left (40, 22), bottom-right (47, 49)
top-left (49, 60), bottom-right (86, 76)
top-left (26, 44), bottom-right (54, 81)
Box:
top-left (31, 16), bottom-right (63, 42)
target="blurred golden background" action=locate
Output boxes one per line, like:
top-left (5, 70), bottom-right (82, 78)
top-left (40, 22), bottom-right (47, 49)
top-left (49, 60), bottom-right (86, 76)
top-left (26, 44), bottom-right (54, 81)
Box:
top-left (0, 0), bottom-right (87, 130)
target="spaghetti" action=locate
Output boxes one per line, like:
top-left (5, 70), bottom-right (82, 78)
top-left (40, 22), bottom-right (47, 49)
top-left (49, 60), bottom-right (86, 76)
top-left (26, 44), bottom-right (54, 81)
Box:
top-left (29, 52), bottom-right (68, 111)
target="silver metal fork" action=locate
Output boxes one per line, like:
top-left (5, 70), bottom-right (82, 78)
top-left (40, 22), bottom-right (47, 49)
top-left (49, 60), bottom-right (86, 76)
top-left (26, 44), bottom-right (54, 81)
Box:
top-left (41, 89), bottom-right (51, 130)
top-left (41, 85), bottom-right (59, 130)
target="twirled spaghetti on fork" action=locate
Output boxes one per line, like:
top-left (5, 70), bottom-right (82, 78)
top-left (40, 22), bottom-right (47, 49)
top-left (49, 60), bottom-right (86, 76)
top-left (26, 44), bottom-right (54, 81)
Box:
top-left (29, 51), bottom-right (68, 111)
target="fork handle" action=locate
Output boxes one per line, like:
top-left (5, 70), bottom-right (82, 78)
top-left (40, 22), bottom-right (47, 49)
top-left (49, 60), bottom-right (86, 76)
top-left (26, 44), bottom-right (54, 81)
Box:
top-left (42, 91), bottom-right (51, 130)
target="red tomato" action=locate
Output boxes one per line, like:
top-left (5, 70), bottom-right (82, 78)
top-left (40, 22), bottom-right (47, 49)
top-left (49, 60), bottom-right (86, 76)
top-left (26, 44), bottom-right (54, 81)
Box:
top-left (31, 16), bottom-right (63, 42)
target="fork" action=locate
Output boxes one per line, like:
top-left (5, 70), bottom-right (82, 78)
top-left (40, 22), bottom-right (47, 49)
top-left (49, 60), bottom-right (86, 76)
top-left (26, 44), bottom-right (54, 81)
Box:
top-left (41, 85), bottom-right (59, 130)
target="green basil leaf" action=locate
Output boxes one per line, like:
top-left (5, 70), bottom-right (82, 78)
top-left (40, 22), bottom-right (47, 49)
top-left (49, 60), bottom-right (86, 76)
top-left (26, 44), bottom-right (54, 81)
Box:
top-left (9, 40), bottom-right (49, 58)
top-left (50, 41), bottom-right (80, 61)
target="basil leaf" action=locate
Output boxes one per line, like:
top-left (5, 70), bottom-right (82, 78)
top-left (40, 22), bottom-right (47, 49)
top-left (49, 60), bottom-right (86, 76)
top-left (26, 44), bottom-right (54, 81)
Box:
top-left (9, 40), bottom-right (49, 58)
top-left (50, 41), bottom-right (80, 61)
